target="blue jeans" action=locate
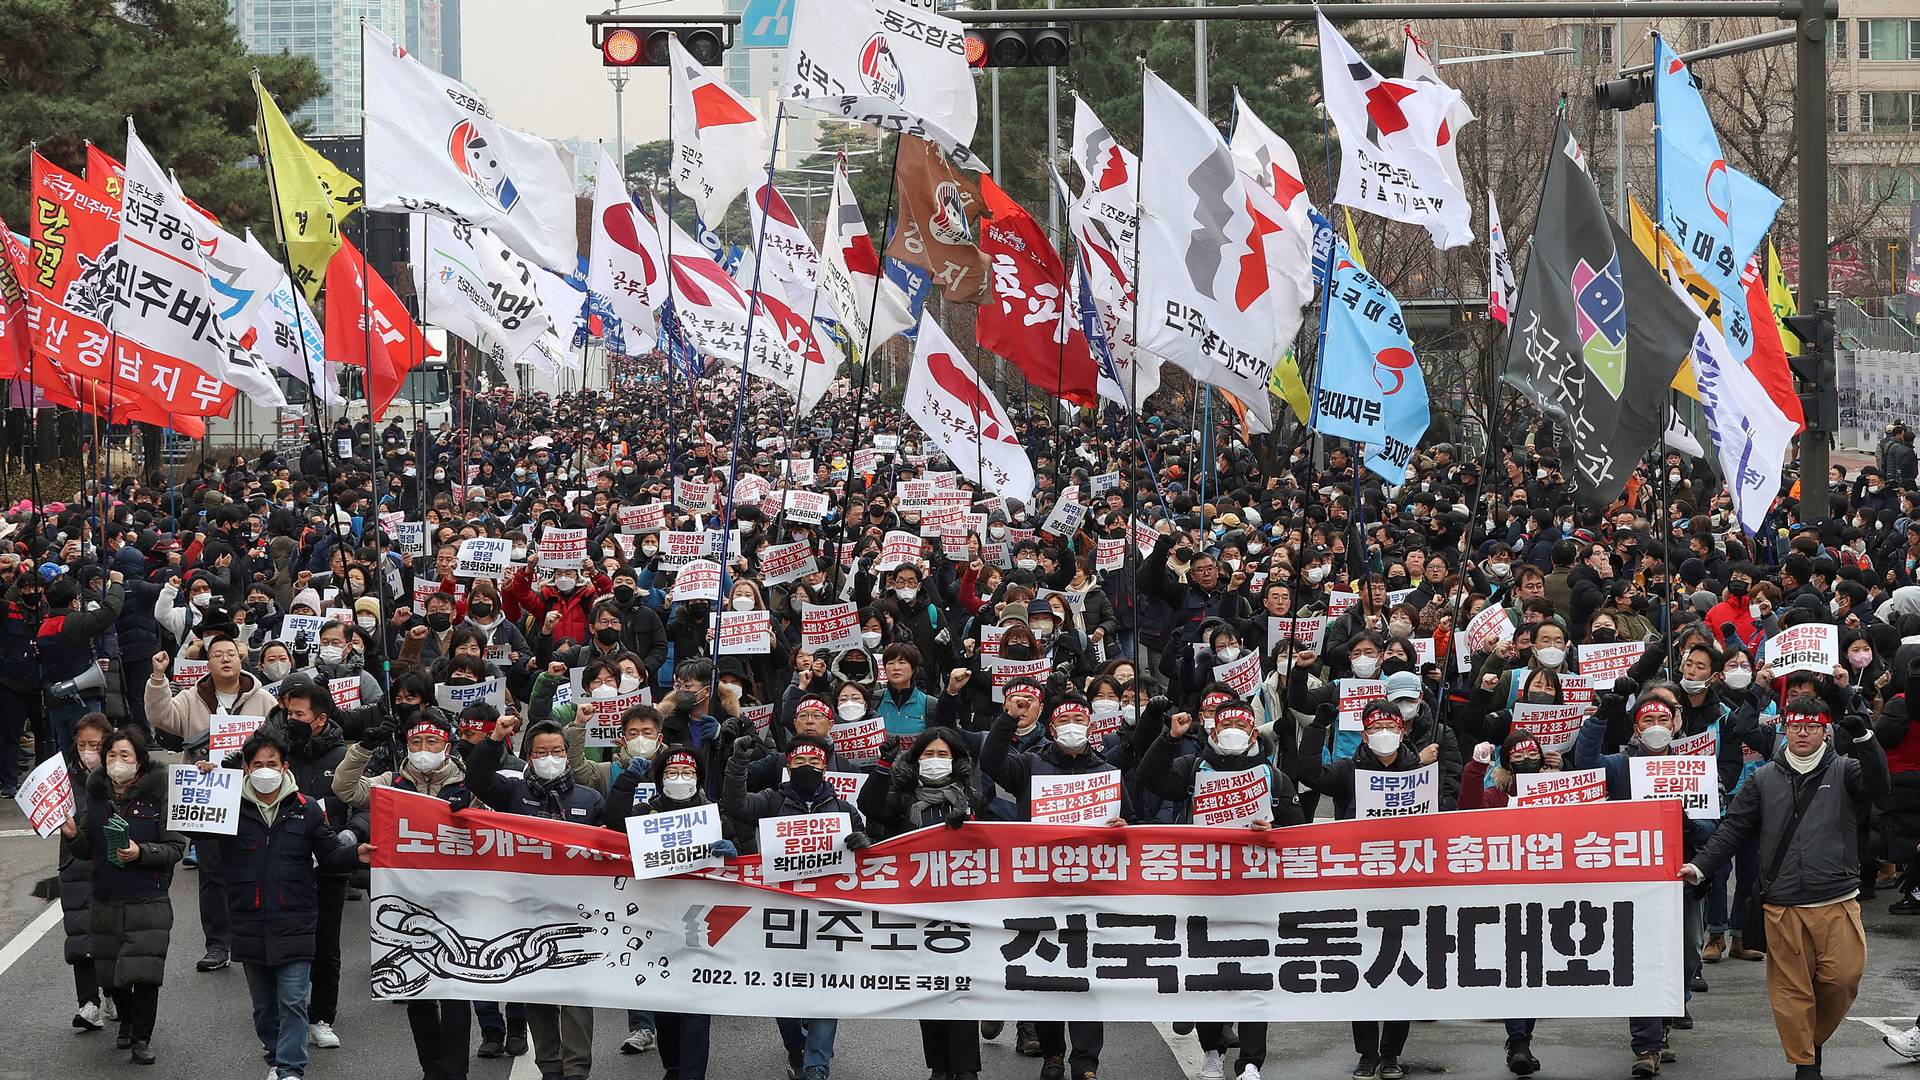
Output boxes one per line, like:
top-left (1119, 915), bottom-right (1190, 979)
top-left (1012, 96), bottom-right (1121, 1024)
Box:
top-left (245, 960), bottom-right (312, 1078)
top-left (473, 999), bottom-right (525, 1035)
top-left (47, 695), bottom-right (100, 756)
top-left (776, 1017), bottom-right (837, 1076)
top-left (628, 1009), bottom-right (656, 1033)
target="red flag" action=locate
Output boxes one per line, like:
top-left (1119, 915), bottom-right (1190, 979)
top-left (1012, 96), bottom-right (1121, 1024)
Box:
top-left (1740, 255), bottom-right (1805, 433)
top-left (85, 144), bottom-right (124, 202)
top-left (0, 212), bottom-right (31, 380)
top-left (324, 236), bottom-right (432, 422)
top-left (974, 176), bottom-right (1096, 407)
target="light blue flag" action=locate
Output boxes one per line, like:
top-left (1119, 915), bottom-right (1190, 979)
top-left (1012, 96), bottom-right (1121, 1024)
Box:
top-left (1308, 209), bottom-right (1421, 454)
top-left (1653, 36), bottom-right (1781, 304)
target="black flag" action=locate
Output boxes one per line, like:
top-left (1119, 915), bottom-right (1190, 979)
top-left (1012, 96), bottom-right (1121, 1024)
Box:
top-left (1503, 121), bottom-right (1696, 510)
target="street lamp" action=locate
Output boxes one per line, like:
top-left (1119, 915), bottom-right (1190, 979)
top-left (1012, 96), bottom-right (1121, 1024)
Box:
top-left (1433, 44), bottom-right (1574, 64)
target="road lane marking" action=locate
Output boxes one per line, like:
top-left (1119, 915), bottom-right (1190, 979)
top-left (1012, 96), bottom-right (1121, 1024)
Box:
top-left (0, 902), bottom-right (61, 979)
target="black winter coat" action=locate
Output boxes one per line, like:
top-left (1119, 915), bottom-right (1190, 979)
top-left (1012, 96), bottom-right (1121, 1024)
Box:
top-left (210, 789), bottom-right (363, 966)
top-left (57, 757), bottom-right (94, 965)
top-left (70, 764), bottom-right (186, 987)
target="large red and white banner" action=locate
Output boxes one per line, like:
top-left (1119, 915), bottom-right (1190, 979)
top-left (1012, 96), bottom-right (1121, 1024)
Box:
top-left (369, 789), bottom-right (1684, 1021)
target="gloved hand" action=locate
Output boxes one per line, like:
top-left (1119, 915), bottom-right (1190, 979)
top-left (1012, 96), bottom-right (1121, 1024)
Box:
top-left (888, 759), bottom-right (914, 790)
top-left (444, 788), bottom-right (473, 813)
top-left (710, 839), bottom-right (739, 859)
top-left (1312, 702), bottom-right (1337, 729)
top-left (1837, 710), bottom-right (1870, 741)
top-left (1612, 676), bottom-right (1638, 697)
top-left (944, 808), bottom-right (969, 830)
top-left (844, 831), bottom-right (874, 851)
top-left (733, 734), bottom-right (765, 760)
top-left (360, 722), bottom-right (394, 751)
top-left (1141, 695), bottom-right (1173, 729)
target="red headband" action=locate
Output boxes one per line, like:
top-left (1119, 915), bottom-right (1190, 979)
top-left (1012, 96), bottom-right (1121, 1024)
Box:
top-left (1051, 702), bottom-right (1091, 724)
top-left (407, 721), bottom-right (447, 741)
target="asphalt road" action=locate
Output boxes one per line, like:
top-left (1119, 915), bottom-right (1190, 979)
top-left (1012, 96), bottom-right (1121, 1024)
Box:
top-left (5, 794), bottom-right (1920, 1080)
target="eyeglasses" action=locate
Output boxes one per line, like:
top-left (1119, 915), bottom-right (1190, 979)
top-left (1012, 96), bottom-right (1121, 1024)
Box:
top-left (1782, 722), bottom-right (1828, 735)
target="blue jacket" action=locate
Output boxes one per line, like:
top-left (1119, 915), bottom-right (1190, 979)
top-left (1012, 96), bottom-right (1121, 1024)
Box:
top-left (212, 787), bottom-right (362, 967)
top-left (467, 736), bottom-right (607, 825)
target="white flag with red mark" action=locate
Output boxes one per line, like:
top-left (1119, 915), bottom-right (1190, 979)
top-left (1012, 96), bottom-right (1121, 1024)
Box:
top-left (818, 162), bottom-right (914, 356)
top-left (902, 310), bottom-right (1034, 506)
top-left (588, 147), bottom-right (661, 352)
top-left (1487, 190), bottom-right (1517, 326)
top-left (669, 36), bottom-right (770, 226)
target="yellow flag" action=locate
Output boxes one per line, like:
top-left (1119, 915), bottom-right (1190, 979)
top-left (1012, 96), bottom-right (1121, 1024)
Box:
top-left (1343, 209), bottom-right (1367, 272)
top-left (1270, 350), bottom-right (1311, 423)
top-left (254, 74), bottom-right (362, 301)
top-left (1627, 197), bottom-right (1713, 400)
top-left (1768, 240), bottom-right (1799, 357)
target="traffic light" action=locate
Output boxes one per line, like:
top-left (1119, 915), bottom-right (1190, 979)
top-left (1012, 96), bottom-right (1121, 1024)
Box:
top-left (1784, 310), bottom-right (1839, 431)
top-left (1592, 73), bottom-right (1653, 112)
top-left (599, 24), bottom-right (728, 67)
top-left (964, 27), bottom-right (1071, 69)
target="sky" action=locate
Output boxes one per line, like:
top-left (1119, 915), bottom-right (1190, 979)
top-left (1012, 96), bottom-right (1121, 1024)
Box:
top-left (459, 0), bottom-right (706, 154)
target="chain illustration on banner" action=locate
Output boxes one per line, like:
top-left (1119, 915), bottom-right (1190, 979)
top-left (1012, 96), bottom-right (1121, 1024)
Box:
top-left (369, 896), bottom-right (606, 996)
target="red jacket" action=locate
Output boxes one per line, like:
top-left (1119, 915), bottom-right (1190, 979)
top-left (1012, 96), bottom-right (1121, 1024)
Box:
top-left (503, 567), bottom-right (609, 647)
top-left (1703, 597), bottom-right (1760, 652)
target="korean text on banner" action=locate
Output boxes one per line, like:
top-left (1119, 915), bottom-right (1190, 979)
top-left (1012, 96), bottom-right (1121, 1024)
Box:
top-left (801, 602), bottom-right (861, 652)
top-left (369, 787), bottom-right (1685, 1021)
top-left (1190, 768), bottom-right (1271, 828)
top-left (14, 756), bottom-right (74, 837)
top-left (1578, 642), bottom-right (1647, 684)
top-left (1763, 624), bottom-right (1838, 678)
top-left (208, 715), bottom-right (267, 761)
top-left (1629, 756), bottom-right (1720, 820)
top-left (625, 804), bottom-right (725, 880)
top-left (1355, 763), bottom-right (1438, 818)
top-left (455, 538), bottom-right (512, 579)
top-left (1029, 770), bottom-right (1122, 825)
top-left (1509, 703), bottom-right (1586, 754)
top-left (758, 811), bottom-right (853, 884)
top-left (1336, 679), bottom-right (1386, 731)
top-left (1514, 768), bottom-right (1609, 807)
top-left (166, 766), bottom-right (243, 834)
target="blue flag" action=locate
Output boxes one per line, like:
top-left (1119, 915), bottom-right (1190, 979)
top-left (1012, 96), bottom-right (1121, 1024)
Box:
top-left (1309, 209), bottom-right (1422, 456)
top-left (1653, 36), bottom-right (1781, 304)
top-left (881, 223), bottom-right (934, 341)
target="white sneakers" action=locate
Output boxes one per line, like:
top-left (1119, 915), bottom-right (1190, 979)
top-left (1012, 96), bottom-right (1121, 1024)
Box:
top-left (72, 1001), bottom-right (104, 1031)
top-left (101, 996), bottom-right (117, 1022)
top-left (1239, 1067), bottom-right (1263, 1080)
top-left (1886, 1025), bottom-right (1920, 1060)
top-left (308, 1021), bottom-right (341, 1048)
top-left (622, 1028), bottom-right (658, 1054)
top-left (1200, 1049), bottom-right (1226, 1080)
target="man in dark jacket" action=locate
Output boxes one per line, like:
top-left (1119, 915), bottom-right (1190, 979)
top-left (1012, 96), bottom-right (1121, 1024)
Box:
top-left (273, 679), bottom-right (359, 1050)
top-left (204, 728), bottom-right (369, 1080)
top-left (0, 566), bottom-right (47, 788)
top-left (467, 715), bottom-right (604, 1080)
top-left (1683, 695), bottom-right (1888, 1080)
top-left (39, 571), bottom-right (126, 753)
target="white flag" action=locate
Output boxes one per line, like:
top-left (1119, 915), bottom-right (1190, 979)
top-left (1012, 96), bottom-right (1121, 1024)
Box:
top-left (249, 264), bottom-right (341, 407)
top-left (1487, 191), bottom-right (1517, 326)
top-left (780, 0), bottom-right (982, 169)
top-left (818, 163), bottom-right (914, 355)
top-left (1318, 12), bottom-right (1472, 249)
top-left (656, 204), bottom-right (816, 404)
top-left (670, 36), bottom-right (770, 226)
top-left (109, 120), bottom-right (251, 388)
top-left (1067, 99), bottom-right (1157, 411)
top-left (363, 24), bottom-right (577, 270)
top-left (533, 269), bottom-right (587, 372)
top-left (1135, 70), bottom-right (1275, 434)
top-left (902, 310), bottom-right (1035, 507)
top-left (588, 147), bottom-right (661, 353)
top-left (1668, 277), bottom-right (1794, 535)
top-left (747, 179), bottom-right (821, 290)
top-left (1228, 92), bottom-right (1316, 367)
top-left (187, 214), bottom-right (282, 338)
top-left (1401, 25), bottom-right (1476, 205)
top-left (411, 216), bottom-right (555, 367)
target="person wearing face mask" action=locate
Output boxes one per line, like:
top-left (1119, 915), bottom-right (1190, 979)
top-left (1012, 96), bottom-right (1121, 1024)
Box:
top-left (981, 691), bottom-right (1123, 1080)
top-left (856, 728), bottom-right (985, 1080)
top-left (1297, 700), bottom-right (1440, 1078)
top-left (831, 645), bottom-right (878, 689)
top-left (723, 732), bottom-right (871, 1080)
top-left (311, 620), bottom-right (385, 708)
top-left (1140, 700), bottom-right (1303, 1080)
top-left (1576, 693), bottom-right (1718, 1076)
top-left (465, 712), bottom-right (607, 1080)
top-left (868, 563), bottom-right (955, 680)
top-left (660, 658), bottom-right (728, 752)
top-left (197, 729), bottom-right (371, 1080)
top-left (606, 570), bottom-right (669, 677)
top-left (1685, 696), bottom-right (1886, 1080)
top-left (59, 726), bottom-right (186, 1066)
top-left (56, 713), bottom-right (115, 1034)
top-left (561, 696), bottom-right (668, 795)
top-left (504, 550), bottom-right (610, 649)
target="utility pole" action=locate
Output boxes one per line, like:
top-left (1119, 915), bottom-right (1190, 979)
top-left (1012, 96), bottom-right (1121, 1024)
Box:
top-left (1795, 3), bottom-right (1831, 516)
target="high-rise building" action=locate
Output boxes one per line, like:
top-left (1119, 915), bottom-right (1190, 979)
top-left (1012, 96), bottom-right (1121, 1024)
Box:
top-left (229, 0), bottom-right (453, 135)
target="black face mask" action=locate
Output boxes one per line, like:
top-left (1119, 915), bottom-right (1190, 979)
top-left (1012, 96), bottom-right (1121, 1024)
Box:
top-left (613, 584), bottom-right (636, 605)
top-left (426, 612), bottom-right (452, 633)
top-left (596, 627), bottom-right (622, 646)
top-left (1509, 757), bottom-right (1543, 774)
top-left (1727, 580), bottom-right (1749, 597)
top-left (1589, 627), bottom-right (1618, 644)
top-left (468, 603), bottom-right (494, 620)
top-left (787, 765), bottom-right (824, 794)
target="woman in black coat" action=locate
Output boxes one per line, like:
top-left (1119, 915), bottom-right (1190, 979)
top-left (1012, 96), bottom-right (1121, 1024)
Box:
top-left (62, 726), bottom-right (187, 1065)
top-left (60, 713), bottom-right (115, 1033)
top-left (860, 727), bottom-right (984, 1080)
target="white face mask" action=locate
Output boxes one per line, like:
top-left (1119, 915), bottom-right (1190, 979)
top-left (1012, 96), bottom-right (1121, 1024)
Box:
top-left (617, 674), bottom-right (641, 694)
top-left (1388, 621), bottom-right (1413, 638)
top-left (1016, 558), bottom-right (1038, 572)
top-left (248, 767), bottom-right (283, 794)
top-left (1534, 646), bottom-right (1567, 668)
top-left (1488, 561), bottom-right (1511, 578)
top-left (318, 645), bottom-right (346, 665)
top-left (262, 660), bottom-right (292, 681)
top-left (641, 543), bottom-right (659, 557)
top-left (1215, 645), bottom-right (1242, 663)
top-left (591, 684), bottom-right (619, 700)
top-left (917, 756), bottom-right (954, 782)
top-left (190, 592), bottom-right (212, 609)
top-left (895, 586), bottom-right (917, 601)
top-left (661, 775), bottom-right (698, 801)
top-left (625, 734), bottom-right (660, 759)
top-left (1305, 565), bottom-right (1330, 584)
top-left (1365, 729), bottom-right (1402, 758)
top-left (1637, 725), bottom-right (1673, 751)
top-left (838, 701), bottom-right (866, 721)
top-left (860, 630), bottom-right (883, 649)
top-left (1053, 723), bottom-right (1089, 750)
top-left (530, 755), bottom-right (569, 781)
top-left (357, 615), bottom-right (378, 632)
top-left (106, 760), bottom-right (137, 783)
top-left (408, 749), bottom-right (447, 774)
top-left (1395, 700), bottom-right (1420, 720)
top-left (1030, 620), bottom-right (1056, 638)
top-left (1211, 727), bottom-right (1253, 755)
top-left (553, 575), bottom-right (578, 593)
top-left (1679, 677), bottom-right (1709, 693)
top-left (78, 750), bottom-right (101, 771)
top-left (1350, 655), bottom-right (1380, 678)
top-left (1092, 700), bottom-right (1122, 720)
top-left (732, 596), bottom-right (755, 611)
top-left (1723, 668), bottom-right (1754, 690)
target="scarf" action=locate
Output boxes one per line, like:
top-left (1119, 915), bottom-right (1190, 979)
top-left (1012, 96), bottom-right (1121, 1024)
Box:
top-left (1785, 743), bottom-right (1827, 774)
top-left (910, 779), bottom-right (970, 822)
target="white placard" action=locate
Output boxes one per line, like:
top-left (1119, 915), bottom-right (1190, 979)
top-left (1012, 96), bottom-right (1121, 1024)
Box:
top-left (207, 715), bottom-right (266, 761)
top-left (625, 804), bottom-right (725, 879)
top-left (760, 540), bottom-right (817, 585)
top-left (1029, 770), bottom-right (1123, 825)
top-left (757, 811), bottom-right (853, 883)
top-left (1269, 616), bottom-right (1329, 653)
top-left (328, 676), bottom-right (363, 710)
top-left (14, 756), bottom-right (73, 837)
top-left (1578, 641), bottom-right (1647, 684)
top-left (537, 527), bottom-right (588, 578)
top-left (435, 676), bottom-right (508, 714)
top-left (1514, 768), bottom-right (1609, 807)
top-left (278, 613), bottom-right (328, 645)
top-left (829, 717), bottom-right (887, 766)
top-left (877, 530), bottom-right (922, 571)
top-left (672, 560), bottom-right (723, 603)
top-left (1462, 603), bottom-right (1516, 654)
top-left (1336, 678), bottom-right (1386, 731)
top-left (800, 602), bottom-right (861, 652)
top-left (1355, 763), bottom-right (1439, 818)
top-left (1191, 768), bottom-right (1270, 828)
top-left (718, 610), bottom-right (774, 654)
top-left (1215, 650), bottom-right (1262, 699)
top-left (1509, 703), bottom-right (1587, 754)
top-left (455, 537), bottom-right (513, 579)
top-left (166, 765), bottom-right (243, 834)
top-left (1629, 755), bottom-right (1720, 819)
top-left (1763, 624), bottom-right (1839, 679)
top-left (619, 503), bottom-right (668, 535)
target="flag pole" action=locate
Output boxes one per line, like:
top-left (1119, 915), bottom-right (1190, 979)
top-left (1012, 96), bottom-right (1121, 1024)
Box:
top-left (358, 18), bottom-right (390, 681)
top-left (710, 104), bottom-right (790, 699)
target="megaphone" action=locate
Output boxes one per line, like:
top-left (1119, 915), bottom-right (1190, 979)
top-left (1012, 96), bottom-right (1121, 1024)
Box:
top-left (50, 662), bottom-right (109, 700)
